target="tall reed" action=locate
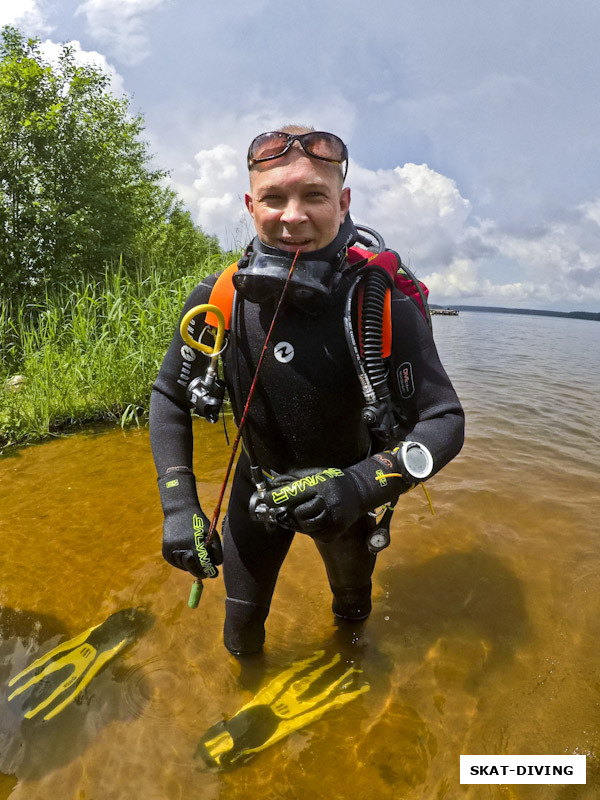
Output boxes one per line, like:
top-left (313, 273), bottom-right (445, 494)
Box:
top-left (0, 253), bottom-right (232, 449)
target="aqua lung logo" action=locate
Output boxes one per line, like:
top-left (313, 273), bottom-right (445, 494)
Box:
top-left (177, 317), bottom-right (198, 387)
top-left (181, 344), bottom-right (196, 362)
top-left (274, 341), bottom-right (294, 363)
top-left (397, 361), bottom-right (414, 398)
top-left (177, 343), bottom-right (197, 387)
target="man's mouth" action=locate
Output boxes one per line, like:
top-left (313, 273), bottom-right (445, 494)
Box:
top-left (279, 238), bottom-right (312, 251)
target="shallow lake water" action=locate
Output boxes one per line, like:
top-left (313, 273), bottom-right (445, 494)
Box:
top-left (1, 311), bottom-right (599, 799)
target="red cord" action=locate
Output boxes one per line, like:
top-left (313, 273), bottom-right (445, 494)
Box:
top-left (206, 249), bottom-right (301, 544)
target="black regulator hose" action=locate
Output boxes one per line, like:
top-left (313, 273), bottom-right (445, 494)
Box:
top-left (344, 274), bottom-right (375, 403)
top-left (361, 267), bottom-right (393, 402)
top-left (345, 265), bottom-right (404, 441)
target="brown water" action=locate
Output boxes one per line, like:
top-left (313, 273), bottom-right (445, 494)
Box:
top-left (1, 311), bottom-right (599, 799)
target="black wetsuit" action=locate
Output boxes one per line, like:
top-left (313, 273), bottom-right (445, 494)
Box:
top-left (150, 241), bottom-right (464, 653)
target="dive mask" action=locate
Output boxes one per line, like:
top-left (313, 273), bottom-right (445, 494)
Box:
top-left (233, 253), bottom-right (337, 309)
top-left (233, 214), bottom-right (359, 311)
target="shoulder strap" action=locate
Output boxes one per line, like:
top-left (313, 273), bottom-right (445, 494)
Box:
top-left (205, 262), bottom-right (238, 329)
top-left (348, 246), bottom-right (399, 281)
top-left (204, 247), bottom-right (425, 352)
top-left (349, 246), bottom-right (429, 319)
top-left (350, 246), bottom-right (430, 358)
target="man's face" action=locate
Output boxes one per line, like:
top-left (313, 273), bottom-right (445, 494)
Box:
top-left (245, 148), bottom-right (351, 253)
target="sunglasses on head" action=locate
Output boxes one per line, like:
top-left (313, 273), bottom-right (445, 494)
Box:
top-left (247, 131), bottom-right (348, 179)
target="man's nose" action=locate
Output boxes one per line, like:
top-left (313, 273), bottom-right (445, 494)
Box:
top-left (280, 199), bottom-right (308, 225)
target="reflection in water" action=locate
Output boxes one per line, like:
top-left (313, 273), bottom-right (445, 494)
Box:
top-left (379, 549), bottom-right (531, 687)
top-left (8, 608), bottom-right (153, 722)
top-left (0, 312), bottom-right (599, 798)
top-left (0, 606), bottom-right (153, 784)
top-left (0, 606), bottom-right (67, 782)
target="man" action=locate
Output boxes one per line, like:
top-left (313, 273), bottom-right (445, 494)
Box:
top-left (149, 126), bottom-right (464, 656)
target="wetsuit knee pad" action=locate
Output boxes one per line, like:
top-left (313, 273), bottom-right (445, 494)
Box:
top-left (224, 598), bottom-right (269, 656)
top-left (331, 581), bottom-right (372, 621)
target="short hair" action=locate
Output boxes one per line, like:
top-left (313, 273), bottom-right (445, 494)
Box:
top-left (278, 123), bottom-right (315, 135)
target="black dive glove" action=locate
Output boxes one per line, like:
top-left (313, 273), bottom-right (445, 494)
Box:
top-left (249, 442), bottom-right (434, 541)
top-left (157, 467), bottom-right (223, 580)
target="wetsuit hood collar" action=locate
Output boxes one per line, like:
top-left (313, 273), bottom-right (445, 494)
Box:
top-left (232, 214), bottom-right (360, 312)
top-left (252, 213), bottom-right (359, 265)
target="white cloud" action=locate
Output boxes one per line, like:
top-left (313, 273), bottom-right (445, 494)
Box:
top-left (421, 205), bottom-right (600, 308)
top-left (0, 0), bottom-right (51, 33)
top-left (425, 262), bottom-right (539, 305)
top-left (191, 144), bottom-right (248, 249)
top-left (173, 136), bottom-right (600, 310)
top-left (75, 0), bottom-right (168, 65)
top-left (347, 162), bottom-right (600, 309)
top-left (479, 213), bottom-right (600, 307)
top-left (581, 199), bottom-right (600, 228)
top-left (348, 162), bottom-right (472, 268)
top-left (39, 39), bottom-right (126, 96)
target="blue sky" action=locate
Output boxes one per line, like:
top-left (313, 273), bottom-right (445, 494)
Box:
top-left (3, 0), bottom-right (600, 310)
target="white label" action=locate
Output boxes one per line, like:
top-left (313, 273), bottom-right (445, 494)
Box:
top-left (460, 755), bottom-right (586, 784)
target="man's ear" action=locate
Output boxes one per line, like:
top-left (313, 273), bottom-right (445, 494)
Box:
top-left (339, 187), bottom-right (351, 224)
top-left (245, 193), bottom-right (254, 217)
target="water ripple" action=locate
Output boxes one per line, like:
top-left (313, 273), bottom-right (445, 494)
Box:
top-left (119, 656), bottom-right (193, 724)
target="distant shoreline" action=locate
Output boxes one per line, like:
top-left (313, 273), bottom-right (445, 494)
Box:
top-left (430, 304), bottom-right (600, 322)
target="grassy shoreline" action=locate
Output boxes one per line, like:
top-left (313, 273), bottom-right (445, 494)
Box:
top-left (0, 255), bottom-right (232, 452)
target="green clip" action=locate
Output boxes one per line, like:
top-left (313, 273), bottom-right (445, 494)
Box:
top-left (188, 580), bottom-right (203, 609)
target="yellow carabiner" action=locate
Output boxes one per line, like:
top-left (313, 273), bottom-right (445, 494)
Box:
top-left (180, 304), bottom-right (226, 367)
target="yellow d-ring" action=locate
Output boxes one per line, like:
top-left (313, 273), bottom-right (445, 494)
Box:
top-left (180, 304), bottom-right (225, 361)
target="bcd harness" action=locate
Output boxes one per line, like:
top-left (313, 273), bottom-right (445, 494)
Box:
top-left (179, 230), bottom-right (434, 576)
top-left (197, 238), bottom-right (430, 446)
top-left (204, 245), bottom-right (430, 353)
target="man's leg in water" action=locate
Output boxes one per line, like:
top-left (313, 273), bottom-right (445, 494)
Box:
top-left (222, 456), bottom-right (294, 656)
top-left (314, 516), bottom-right (377, 621)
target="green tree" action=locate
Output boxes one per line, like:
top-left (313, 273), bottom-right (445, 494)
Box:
top-left (0, 26), bottom-right (217, 300)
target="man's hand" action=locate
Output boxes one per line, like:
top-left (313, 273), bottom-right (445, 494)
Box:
top-left (250, 445), bottom-right (430, 540)
top-left (157, 468), bottom-right (223, 579)
top-left (250, 468), bottom-right (360, 540)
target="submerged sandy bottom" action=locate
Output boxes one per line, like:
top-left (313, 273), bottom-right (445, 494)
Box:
top-left (1, 312), bottom-right (599, 799)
